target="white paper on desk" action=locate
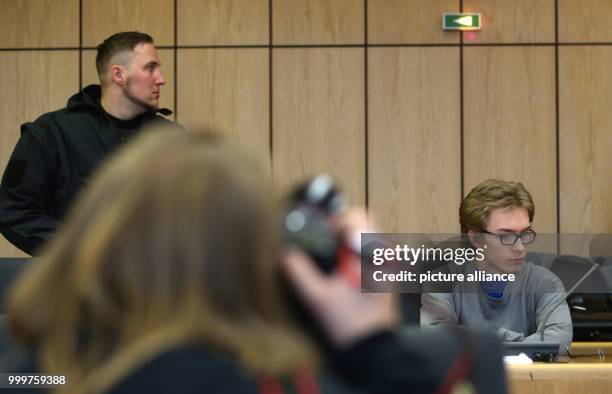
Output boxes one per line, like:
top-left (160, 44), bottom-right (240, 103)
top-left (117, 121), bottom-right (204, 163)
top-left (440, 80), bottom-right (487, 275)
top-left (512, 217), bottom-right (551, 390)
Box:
top-left (504, 353), bottom-right (533, 364)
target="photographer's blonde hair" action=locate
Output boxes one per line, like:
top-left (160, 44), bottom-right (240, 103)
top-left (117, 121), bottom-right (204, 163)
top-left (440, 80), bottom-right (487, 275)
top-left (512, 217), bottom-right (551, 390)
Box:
top-left (7, 127), bottom-right (316, 393)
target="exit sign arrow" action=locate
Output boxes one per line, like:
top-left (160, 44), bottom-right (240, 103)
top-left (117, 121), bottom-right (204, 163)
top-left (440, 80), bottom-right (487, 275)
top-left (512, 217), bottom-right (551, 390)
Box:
top-left (443, 13), bottom-right (481, 31)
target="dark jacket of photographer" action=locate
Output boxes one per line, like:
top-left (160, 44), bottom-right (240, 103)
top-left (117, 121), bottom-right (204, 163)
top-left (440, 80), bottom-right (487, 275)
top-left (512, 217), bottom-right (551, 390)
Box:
top-left (0, 85), bottom-right (175, 255)
top-left (106, 330), bottom-right (507, 394)
top-left (0, 329), bottom-right (507, 394)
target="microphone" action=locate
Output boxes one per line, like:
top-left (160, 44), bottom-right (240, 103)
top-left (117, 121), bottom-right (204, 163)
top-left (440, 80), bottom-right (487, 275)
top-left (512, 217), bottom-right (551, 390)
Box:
top-left (537, 235), bottom-right (612, 341)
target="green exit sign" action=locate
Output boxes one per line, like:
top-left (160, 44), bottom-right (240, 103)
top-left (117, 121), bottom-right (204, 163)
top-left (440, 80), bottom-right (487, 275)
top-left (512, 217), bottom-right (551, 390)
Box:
top-left (443, 13), bottom-right (481, 31)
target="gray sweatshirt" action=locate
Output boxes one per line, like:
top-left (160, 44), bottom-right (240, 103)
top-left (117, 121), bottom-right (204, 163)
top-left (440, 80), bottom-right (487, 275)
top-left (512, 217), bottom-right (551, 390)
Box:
top-left (420, 262), bottom-right (573, 352)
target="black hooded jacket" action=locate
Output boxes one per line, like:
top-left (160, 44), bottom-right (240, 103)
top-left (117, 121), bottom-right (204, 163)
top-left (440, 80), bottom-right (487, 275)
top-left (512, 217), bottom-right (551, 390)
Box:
top-left (0, 85), bottom-right (176, 255)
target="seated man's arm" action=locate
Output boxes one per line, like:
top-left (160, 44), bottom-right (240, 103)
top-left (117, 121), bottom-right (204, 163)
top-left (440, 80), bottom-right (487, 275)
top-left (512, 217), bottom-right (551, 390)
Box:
top-left (420, 292), bottom-right (459, 326)
top-left (0, 124), bottom-right (60, 255)
top-left (521, 276), bottom-right (573, 350)
top-left (496, 326), bottom-right (526, 342)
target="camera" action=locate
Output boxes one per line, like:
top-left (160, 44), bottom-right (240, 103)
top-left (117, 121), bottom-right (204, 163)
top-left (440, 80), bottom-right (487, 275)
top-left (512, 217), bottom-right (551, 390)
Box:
top-left (282, 174), bottom-right (348, 274)
top-left (280, 175), bottom-right (350, 352)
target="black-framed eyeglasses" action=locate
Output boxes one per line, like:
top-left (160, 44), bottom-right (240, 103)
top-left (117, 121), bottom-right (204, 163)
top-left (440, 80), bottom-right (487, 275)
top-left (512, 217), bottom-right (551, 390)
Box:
top-left (482, 229), bottom-right (537, 245)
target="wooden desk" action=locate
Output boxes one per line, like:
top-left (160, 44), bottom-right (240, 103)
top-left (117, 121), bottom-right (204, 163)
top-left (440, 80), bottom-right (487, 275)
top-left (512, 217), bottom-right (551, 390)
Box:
top-left (507, 343), bottom-right (612, 394)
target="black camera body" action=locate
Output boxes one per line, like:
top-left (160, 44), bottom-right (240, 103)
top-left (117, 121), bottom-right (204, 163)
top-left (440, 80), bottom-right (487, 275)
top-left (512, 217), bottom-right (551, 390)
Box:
top-left (282, 174), bottom-right (348, 274)
top-left (281, 175), bottom-right (348, 353)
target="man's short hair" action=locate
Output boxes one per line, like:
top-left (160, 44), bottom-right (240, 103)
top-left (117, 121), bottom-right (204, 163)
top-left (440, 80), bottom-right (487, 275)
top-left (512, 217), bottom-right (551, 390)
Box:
top-left (459, 179), bottom-right (534, 233)
top-left (95, 31), bottom-right (154, 84)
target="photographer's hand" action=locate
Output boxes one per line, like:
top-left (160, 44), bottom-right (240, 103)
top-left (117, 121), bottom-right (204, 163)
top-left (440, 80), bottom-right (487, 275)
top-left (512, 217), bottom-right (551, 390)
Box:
top-left (281, 209), bottom-right (398, 348)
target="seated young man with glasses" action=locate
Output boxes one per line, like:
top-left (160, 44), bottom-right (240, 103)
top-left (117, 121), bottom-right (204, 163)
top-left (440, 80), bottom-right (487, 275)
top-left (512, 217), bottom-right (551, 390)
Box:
top-left (420, 179), bottom-right (572, 350)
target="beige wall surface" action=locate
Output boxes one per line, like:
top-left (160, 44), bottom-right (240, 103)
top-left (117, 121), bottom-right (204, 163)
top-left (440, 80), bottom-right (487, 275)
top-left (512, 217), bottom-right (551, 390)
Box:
top-left (272, 48), bottom-right (365, 204)
top-left (1, 0), bottom-right (611, 256)
top-left (368, 47), bottom-right (460, 233)
top-left (463, 46), bottom-right (557, 233)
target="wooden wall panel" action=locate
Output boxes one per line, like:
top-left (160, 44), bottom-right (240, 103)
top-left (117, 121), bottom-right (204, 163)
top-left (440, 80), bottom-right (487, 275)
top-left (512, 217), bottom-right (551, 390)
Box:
top-left (463, 47), bottom-right (557, 232)
top-left (272, 0), bottom-right (363, 44)
top-left (559, 0), bottom-right (612, 42)
top-left (177, 0), bottom-right (268, 45)
top-left (0, 0), bottom-right (79, 48)
top-left (83, 0), bottom-right (174, 47)
top-left (177, 49), bottom-right (269, 163)
top-left (0, 51), bottom-right (79, 257)
top-left (368, 0), bottom-right (459, 44)
top-left (81, 49), bottom-right (175, 119)
top-left (463, 0), bottom-right (555, 44)
top-left (272, 48), bottom-right (365, 204)
top-left (559, 46), bottom-right (612, 233)
top-left (368, 48), bottom-right (461, 233)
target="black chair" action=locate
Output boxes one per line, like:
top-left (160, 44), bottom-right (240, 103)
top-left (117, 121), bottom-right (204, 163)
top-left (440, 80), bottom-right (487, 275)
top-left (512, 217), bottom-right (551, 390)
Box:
top-left (549, 254), bottom-right (610, 294)
top-left (549, 255), bottom-right (612, 341)
top-left (526, 251), bottom-right (557, 269)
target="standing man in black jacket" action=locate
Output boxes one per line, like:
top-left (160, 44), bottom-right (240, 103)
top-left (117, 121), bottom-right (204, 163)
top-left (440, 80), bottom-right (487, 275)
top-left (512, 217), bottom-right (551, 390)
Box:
top-left (0, 31), bottom-right (177, 255)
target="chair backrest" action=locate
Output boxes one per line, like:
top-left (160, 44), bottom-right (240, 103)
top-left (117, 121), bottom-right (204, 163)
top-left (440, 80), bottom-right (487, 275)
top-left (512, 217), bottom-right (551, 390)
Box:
top-left (549, 255), bottom-right (609, 294)
top-left (549, 255), bottom-right (611, 316)
top-left (597, 256), bottom-right (612, 289)
top-left (525, 251), bottom-right (557, 269)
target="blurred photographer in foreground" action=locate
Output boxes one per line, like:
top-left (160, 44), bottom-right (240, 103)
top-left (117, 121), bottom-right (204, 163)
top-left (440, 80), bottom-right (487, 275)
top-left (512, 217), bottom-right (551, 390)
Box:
top-left (3, 129), bottom-right (505, 393)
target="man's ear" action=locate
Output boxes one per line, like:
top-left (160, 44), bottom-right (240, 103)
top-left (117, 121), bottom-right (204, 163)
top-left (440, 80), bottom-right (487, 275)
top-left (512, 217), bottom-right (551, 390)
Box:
top-left (468, 229), bottom-right (485, 249)
top-left (110, 65), bottom-right (127, 85)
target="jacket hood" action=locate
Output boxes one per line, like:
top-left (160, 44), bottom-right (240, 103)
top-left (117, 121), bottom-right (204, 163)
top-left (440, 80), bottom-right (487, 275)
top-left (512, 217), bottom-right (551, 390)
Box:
top-left (66, 84), bottom-right (102, 111)
top-left (66, 84), bottom-right (172, 116)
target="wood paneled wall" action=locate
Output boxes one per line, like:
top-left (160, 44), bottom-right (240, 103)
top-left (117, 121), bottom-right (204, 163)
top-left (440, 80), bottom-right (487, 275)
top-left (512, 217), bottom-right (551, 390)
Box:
top-left (1, 0), bottom-right (611, 256)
